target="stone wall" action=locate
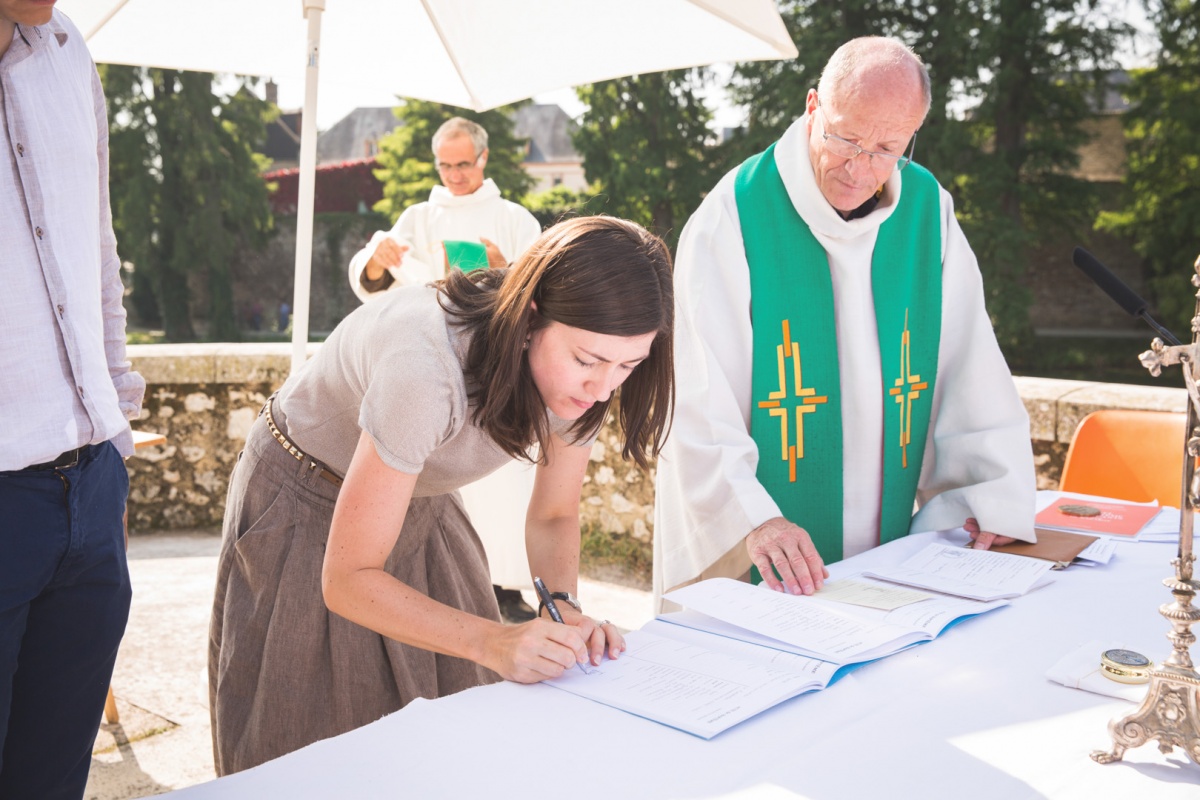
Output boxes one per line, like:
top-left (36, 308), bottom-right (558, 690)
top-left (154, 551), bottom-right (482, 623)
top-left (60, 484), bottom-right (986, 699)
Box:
top-left (123, 343), bottom-right (658, 541)
top-left (124, 345), bottom-right (1187, 566)
top-left (125, 344), bottom-right (303, 531)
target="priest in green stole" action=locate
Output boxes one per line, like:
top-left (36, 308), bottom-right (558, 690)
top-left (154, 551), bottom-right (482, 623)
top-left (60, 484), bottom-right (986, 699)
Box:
top-left (653, 37), bottom-right (1036, 609)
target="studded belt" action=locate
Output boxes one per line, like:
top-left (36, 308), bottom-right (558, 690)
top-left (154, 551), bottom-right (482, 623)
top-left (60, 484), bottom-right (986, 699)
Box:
top-left (263, 397), bottom-right (344, 488)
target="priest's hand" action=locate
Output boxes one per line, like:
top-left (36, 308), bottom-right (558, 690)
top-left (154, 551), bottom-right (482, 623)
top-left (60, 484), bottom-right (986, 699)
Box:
top-left (480, 237), bottom-right (506, 268)
top-left (364, 237), bottom-right (408, 281)
top-left (746, 517), bottom-right (828, 595)
top-left (964, 517), bottom-right (1016, 550)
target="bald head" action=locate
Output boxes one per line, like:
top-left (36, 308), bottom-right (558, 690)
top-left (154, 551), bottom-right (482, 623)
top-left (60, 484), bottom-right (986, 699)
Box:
top-left (817, 37), bottom-right (931, 122)
top-left (803, 37), bottom-right (930, 213)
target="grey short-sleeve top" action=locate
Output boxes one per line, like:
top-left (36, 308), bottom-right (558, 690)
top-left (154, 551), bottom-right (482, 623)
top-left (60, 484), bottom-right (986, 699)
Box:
top-left (276, 285), bottom-right (580, 497)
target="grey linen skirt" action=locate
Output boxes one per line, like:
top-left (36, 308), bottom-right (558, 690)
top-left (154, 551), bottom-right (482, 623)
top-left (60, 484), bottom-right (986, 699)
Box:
top-left (209, 404), bottom-right (502, 775)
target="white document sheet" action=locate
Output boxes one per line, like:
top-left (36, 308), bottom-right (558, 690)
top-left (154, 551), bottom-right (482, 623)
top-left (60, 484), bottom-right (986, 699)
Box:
top-left (1138, 505), bottom-right (1187, 543)
top-left (815, 578), bottom-right (931, 610)
top-left (1075, 538), bottom-right (1118, 564)
top-left (863, 542), bottom-right (1054, 601)
top-left (544, 629), bottom-right (834, 739)
top-left (640, 618), bottom-right (842, 676)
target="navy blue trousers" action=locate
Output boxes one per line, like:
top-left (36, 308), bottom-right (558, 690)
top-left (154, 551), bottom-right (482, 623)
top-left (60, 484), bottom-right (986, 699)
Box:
top-left (0, 441), bottom-right (132, 800)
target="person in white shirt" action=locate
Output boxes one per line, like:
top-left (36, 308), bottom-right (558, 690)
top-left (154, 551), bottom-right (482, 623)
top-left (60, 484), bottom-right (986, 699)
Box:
top-left (348, 117), bottom-right (544, 621)
top-left (0, 3), bottom-right (145, 797)
top-left (654, 37), bottom-right (1035, 609)
top-left (347, 117), bottom-right (542, 301)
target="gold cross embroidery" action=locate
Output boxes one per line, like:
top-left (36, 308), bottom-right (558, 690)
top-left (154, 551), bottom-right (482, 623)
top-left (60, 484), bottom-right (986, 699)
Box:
top-left (888, 310), bottom-right (928, 468)
top-left (756, 319), bottom-right (828, 482)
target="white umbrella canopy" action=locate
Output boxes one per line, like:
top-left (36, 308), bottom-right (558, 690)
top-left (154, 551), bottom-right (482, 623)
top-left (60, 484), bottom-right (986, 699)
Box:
top-left (57, 0), bottom-right (797, 370)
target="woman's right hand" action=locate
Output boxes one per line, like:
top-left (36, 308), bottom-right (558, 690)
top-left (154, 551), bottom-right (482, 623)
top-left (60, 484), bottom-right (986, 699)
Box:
top-left (483, 619), bottom-right (590, 683)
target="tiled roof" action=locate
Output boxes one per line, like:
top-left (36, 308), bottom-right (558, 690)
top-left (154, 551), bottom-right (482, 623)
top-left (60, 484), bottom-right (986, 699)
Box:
top-left (513, 104), bottom-right (580, 163)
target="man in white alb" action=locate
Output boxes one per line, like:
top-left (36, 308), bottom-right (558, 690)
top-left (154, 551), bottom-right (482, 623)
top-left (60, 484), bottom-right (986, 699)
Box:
top-left (348, 116), bottom-right (541, 300)
top-left (653, 36), bottom-right (1035, 608)
top-left (348, 117), bottom-right (543, 621)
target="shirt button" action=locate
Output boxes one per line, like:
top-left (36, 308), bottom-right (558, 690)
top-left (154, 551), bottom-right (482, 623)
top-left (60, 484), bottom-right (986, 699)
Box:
top-left (57, 304), bottom-right (65, 317)
top-left (78, 386), bottom-right (85, 398)
top-left (35, 226), bottom-right (43, 239)
top-left (16, 143), bottom-right (24, 156)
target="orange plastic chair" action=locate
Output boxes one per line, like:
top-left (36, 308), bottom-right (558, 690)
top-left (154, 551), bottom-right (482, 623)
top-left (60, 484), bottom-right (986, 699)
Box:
top-left (1059, 409), bottom-right (1189, 505)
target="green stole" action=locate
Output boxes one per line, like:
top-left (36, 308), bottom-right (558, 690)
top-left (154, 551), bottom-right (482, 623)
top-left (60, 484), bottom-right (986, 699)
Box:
top-left (736, 144), bottom-right (942, 574)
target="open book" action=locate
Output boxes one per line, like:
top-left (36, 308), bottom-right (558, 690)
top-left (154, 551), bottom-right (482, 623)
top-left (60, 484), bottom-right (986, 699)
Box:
top-left (544, 572), bottom-right (1006, 738)
top-left (545, 626), bottom-right (847, 739)
top-left (662, 574), bottom-right (1008, 662)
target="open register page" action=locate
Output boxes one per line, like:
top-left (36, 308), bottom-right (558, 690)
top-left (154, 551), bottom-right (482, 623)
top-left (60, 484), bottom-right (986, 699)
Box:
top-left (544, 627), bottom-right (842, 739)
top-left (542, 572), bottom-right (1007, 738)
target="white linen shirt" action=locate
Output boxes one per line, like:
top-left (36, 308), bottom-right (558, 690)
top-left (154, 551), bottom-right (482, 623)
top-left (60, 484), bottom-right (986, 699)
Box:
top-left (653, 114), bottom-right (1036, 601)
top-left (347, 178), bottom-right (541, 302)
top-left (0, 12), bottom-right (144, 470)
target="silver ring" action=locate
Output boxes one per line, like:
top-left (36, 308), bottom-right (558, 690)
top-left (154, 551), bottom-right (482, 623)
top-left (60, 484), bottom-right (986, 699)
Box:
top-left (597, 619), bottom-right (610, 627)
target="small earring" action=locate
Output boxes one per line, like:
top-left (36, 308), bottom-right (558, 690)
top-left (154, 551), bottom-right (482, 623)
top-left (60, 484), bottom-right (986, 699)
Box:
top-left (522, 338), bottom-right (529, 351)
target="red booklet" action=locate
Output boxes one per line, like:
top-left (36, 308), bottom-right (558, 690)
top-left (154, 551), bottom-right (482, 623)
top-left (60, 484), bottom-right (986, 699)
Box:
top-left (1035, 499), bottom-right (1162, 538)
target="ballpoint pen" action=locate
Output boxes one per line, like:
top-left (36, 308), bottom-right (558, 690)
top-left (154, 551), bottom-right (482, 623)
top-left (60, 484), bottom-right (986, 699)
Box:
top-left (532, 576), bottom-right (587, 674)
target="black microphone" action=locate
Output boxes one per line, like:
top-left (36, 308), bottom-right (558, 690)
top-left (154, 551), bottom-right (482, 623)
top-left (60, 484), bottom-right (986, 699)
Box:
top-left (1071, 247), bottom-right (1183, 346)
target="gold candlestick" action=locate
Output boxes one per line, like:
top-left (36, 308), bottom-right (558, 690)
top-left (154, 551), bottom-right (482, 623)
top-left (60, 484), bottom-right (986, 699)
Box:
top-left (1092, 255), bottom-right (1200, 765)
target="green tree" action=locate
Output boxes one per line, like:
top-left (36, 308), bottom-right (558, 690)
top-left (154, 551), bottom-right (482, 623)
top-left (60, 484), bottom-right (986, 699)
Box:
top-left (103, 67), bottom-right (274, 341)
top-left (725, 1), bottom-right (977, 178)
top-left (1097, 0), bottom-right (1200, 338)
top-left (374, 99), bottom-right (535, 222)
top-left (523, 185), bottom-right (604, 229)
top-left (955, 0), bottom-right (1132, 356)
top-left (572, 69), bottom-right (716, 250)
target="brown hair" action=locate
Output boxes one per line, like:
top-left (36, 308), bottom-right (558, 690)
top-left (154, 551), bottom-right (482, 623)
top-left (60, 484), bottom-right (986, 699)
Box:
top-left (438, 216), bottom-right (674, 470)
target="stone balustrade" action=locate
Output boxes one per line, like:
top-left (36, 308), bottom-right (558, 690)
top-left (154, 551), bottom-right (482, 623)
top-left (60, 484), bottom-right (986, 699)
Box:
top-left (123, 344), bottom-right (1188, 583)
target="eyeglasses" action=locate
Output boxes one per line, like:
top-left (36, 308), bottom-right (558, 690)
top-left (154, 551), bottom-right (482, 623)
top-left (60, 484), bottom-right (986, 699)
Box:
top-left (435, 153), bottom-right (483, 174)
top-left (817, 102), bottom-right (917, 172)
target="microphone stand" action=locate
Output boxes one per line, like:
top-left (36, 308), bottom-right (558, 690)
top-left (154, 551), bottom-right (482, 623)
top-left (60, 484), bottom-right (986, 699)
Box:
top-left (1092, 254), bottom-right (1200, 766)
top-left (1140, 312), bottom-right (1184, 348)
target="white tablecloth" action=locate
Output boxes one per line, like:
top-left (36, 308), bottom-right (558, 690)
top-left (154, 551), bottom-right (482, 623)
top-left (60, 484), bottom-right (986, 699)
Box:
top-left (160, 532), bottom-right (1199, 799)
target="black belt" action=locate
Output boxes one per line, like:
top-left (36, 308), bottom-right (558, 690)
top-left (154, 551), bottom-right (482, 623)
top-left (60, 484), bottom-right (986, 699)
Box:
top-left (26, 445), bottom-right (89, 471)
